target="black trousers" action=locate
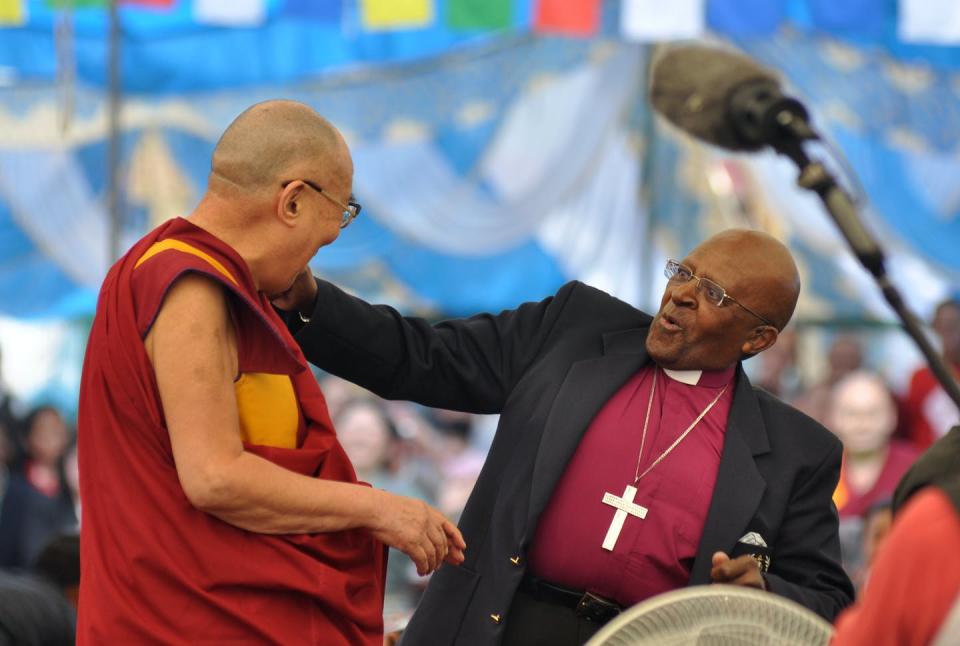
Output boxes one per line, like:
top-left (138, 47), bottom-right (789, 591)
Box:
top-left (500, 588), bottom-right (605, 646)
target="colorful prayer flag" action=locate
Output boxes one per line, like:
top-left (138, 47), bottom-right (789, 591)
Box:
top-left (194, 0), bottom-right (266, 26)
top-left (359, 0), bottom-right (432, 31)
top-left (900, 0), bottom-right (960, 45)
top-left (533, 0), bottom-right (600, 37)
top-left (282, 0), bottom-right (341, 23)
top-left (620, 0), bottom-right (704, 42)
top-left (121, 0), bottom-right (175, 7)
top-left (447, 0), bottom-right (510, 31)
top-left (0, 0), bottom-right (26, 25)
top-left (44, 0), bottom-right (108, 8)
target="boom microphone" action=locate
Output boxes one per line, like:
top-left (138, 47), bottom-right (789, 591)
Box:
top-left (649, 43), bottom-right (883, 270)
top-left (649, 45), bottom-right (816, 153)
top-left (648, 43), bottom-right (960, 424)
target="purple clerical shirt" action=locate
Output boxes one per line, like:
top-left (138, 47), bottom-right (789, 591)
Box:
top-left (527, 363), bottom-right (736, 607)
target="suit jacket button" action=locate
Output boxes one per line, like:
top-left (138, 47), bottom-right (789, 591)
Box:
top-left (490, 614), bottom-right (501, 624)
top-left (510, 555), bottom-right (521, 566)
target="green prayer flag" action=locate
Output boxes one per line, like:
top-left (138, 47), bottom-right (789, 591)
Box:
top-left (45, 0), bottom-right (109, 8)
top-left (447, 0), bottom-right (510, 30)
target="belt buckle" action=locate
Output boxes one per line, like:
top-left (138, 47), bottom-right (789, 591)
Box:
top-left (575, 591), bottom-right (621, 624)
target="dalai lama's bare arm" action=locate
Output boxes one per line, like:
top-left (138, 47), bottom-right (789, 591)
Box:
top-left (145, 273), bottom-right (465, 575)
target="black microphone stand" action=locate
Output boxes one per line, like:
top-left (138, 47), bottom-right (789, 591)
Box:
top-left (765, 107), bottom-right (960, 413)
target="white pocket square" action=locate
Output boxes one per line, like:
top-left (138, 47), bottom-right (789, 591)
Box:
top-left (738, 532), bottom-right (768, 547)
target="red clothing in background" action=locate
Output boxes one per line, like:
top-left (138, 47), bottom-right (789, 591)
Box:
top-left (834, 441), bottom-right (921, 519)
top-left (903, 365), bottom-right (960, 449)
top-left (832, 487), bottom-right (960, 646)
top-left (528, 364), bottom-right (734, 606)
top-left (77, 218), bottom-right (385, 645)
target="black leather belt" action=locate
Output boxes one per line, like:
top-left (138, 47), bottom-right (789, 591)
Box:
top-left (519, 574), bottom-right (623, 624)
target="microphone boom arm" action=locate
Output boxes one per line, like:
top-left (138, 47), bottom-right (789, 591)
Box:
top-left (769, 115), bottom-right (960, 413)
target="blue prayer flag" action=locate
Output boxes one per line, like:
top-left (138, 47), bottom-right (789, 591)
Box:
top-left (707, 0), bottom-right (785, 35)
top-left (281, 0), bottom-right (341, 22)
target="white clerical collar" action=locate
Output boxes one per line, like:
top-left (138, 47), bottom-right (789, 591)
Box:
top-left (662, 367), bottom-right (703, 385)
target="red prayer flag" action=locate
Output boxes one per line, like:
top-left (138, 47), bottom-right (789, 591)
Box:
top-left (533, 0), bottom-right (600, 37)
top-left (120, 0), bottom-right (174, 6)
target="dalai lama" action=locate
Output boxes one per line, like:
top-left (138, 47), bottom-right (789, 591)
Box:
top-left (77, 100), bottom-right (463, 645)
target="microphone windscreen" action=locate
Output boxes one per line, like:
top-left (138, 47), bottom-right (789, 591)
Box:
top-left (649, 45), bottom-right (781, 152)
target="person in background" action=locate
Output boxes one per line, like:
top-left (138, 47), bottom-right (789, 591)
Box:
top-left (336, 398), bottom-right (440, 630)
top-left (827, 371), bottom-right (919, 588)
top-left (32, 532), bottom-right (80, 610)
top-left (0, 569), bottom-right (76, 645)
top-left (833, 427), bottom-right (960, 644)
top-left (20, 408), bottom-right (71, 504)
top-left (0, 344), bottom-right (21, 467)
top-left (857, 500), bottom-right (892, 590)
top-left (903, 297), bottom-right (960, 449)
top-left (0, 406), bottom-right (75, 569)
top-left (793, 334), bottom-right (864, 427)
top-left (831, 476), bottom-right (960, 646)
top-left (751, 325), bottom-right (799, 399)
top-left (319, 373), bottom-right (368, 421)
top-left (829, 371), bottom-right (920, 521)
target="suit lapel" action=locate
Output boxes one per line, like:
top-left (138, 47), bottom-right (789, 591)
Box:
top-left (526, 328), bottom-right (650, 530)
top-left (689, 367), bottom-right (771, 584)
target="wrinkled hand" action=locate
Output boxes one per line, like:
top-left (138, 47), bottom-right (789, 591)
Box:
top-left (710, 551), bottom-right (767, 591)
top-left (270, 267), bottom-right (318, 314)
top-left (370, 491), bottom-right (466, 576)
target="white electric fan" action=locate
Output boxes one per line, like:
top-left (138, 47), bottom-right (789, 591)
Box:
top-left (585, 585), bottom-right (834, 646)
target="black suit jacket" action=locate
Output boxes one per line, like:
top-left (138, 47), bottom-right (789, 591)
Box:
top-left (294, 279), bottom-right (853, 646)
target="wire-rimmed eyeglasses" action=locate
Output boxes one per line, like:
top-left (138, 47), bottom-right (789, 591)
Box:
top-left (284, 179), bottom-right (362, 229)
top-left (664, 259), bottom-right (774, 327)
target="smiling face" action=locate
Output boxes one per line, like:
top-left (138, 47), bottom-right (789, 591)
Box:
top-left (645, 230), bottom-right (800, 371)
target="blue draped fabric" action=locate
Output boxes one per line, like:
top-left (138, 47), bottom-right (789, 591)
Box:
top-left (2, 4), bottom-right (960, 323)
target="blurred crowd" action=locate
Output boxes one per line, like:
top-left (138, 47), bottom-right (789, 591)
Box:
top-left (752, 296), bottom-right (960, 594)
top-left (0, 296), bottom-right (957, 639)
top-left (0, 346), bottom-right (80, 642)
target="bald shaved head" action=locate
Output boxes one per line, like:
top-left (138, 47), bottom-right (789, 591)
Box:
top-left (698, 229), bottom-right (801, 331)
top-left (211, 100), bottom-right (347, 192)
top-left (189, 100), bottom-right (355, 297)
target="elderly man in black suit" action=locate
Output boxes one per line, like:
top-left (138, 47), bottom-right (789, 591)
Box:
top-left (275, 229), bottom-right (853, 646)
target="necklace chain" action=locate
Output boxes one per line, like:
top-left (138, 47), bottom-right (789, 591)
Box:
top-left (632, 368), bottom-right (728, 483)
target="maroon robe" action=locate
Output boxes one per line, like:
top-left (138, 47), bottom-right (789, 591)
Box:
top-left (78, 218), bottom-right (386, 644)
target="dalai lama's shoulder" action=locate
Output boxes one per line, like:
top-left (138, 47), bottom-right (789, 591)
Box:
top-left (752, 387), bottom-right (842, 462)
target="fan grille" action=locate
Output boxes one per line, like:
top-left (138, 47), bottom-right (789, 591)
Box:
top-left (586, 585), bottom-right (834, 646)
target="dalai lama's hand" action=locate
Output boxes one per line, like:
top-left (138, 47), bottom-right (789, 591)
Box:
top-left (709, 551), bottom-right (767, 591)
top-left (371, 491), bottom-right (467, 576)
top-left (270, 266), bottom-right (318, 316)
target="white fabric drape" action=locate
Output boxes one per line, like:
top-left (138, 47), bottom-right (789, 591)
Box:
top-left (0, 149), bottom-right (110, 288)
top-left (351, 45), bottom-right (642, 256)
top-left (899, 0), bottom-right (960, 45)
top-left (535, 128), bottom-right (645, 306)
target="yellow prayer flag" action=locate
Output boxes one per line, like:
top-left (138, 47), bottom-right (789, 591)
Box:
top-left (360, 0), bottom-right (433, 31)
top-left (0, 0), bottom-right (26, 26)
